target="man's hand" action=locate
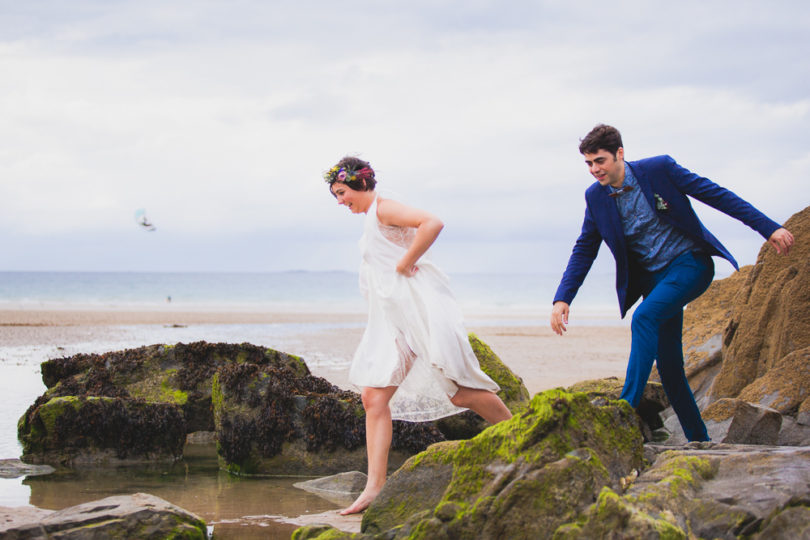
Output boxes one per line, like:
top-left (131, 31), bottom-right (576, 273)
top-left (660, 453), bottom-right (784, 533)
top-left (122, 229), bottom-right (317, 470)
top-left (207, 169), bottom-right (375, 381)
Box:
top-left (768, 228), bottom-right (794, 255)
top-left (551, 301), bottom-right (570, 336)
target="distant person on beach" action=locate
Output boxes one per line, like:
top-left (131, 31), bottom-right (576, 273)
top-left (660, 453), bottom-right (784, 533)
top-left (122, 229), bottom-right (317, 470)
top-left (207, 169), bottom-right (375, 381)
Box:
top-left (551, 124), bottom-right (794, 442)
top-left (325, 156), bottom-right (512, 514)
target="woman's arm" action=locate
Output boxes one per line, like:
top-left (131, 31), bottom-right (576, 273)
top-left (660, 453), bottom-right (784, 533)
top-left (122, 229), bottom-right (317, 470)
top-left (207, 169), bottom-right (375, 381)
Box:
top-left (376, 198), bottom-right (444, 276)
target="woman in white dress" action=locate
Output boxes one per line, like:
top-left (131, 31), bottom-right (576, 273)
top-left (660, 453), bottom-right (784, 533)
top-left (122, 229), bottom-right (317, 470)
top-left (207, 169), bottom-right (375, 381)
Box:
top-left (325, 156), bottom-right (512, 515)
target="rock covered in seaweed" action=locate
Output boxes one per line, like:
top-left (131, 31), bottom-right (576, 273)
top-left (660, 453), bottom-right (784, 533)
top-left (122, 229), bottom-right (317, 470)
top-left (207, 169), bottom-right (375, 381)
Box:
top-left (18, 396), bottom-right (186, 466)
top-left (212, 353), bottom-right (444, 475)
top-left (18, 342), bottom-right (303, 466)
top-left (18, 341), bottom-right (447, 471)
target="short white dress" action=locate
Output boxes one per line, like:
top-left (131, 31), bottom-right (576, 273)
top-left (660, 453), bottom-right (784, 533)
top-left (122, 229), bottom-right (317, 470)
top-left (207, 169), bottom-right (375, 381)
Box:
top-left (349, 195), bottom-right (500, 422)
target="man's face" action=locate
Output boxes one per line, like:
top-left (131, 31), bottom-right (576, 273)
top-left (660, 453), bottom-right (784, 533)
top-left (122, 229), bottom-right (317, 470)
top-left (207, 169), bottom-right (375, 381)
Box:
top-left (583, 148), bottom-right (625, 188)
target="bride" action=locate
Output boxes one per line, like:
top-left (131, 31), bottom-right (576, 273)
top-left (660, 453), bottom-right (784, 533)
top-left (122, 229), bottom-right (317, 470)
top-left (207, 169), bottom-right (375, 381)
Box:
top-left (324, 156), bottom-right (512, 515)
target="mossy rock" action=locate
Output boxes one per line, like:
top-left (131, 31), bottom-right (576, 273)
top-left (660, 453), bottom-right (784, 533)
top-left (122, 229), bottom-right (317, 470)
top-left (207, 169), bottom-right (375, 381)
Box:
top-left (359, 387), bottom-right (644, 537)
top-left (553, 452), bottom-right (720, 538)
top-left (434, 333), bottom-right (531, 440)
top-left (568, 377), bottom-right (669, 435)
top-left (37, 342), bottom-right (308, 433)
top-left (21, 342), bottom-right (318, 465)
top-left (18, 396), bottom-right (186, 466)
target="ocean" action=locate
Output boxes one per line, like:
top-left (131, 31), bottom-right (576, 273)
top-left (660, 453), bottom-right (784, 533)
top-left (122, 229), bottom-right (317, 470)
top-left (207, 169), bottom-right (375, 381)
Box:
top-left (0, 270), bottom-right (621, 315)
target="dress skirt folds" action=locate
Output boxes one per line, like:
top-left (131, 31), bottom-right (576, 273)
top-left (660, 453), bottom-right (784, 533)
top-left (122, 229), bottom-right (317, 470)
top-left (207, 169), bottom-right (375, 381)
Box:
top-left (349, 195), bottom-right (500, 422)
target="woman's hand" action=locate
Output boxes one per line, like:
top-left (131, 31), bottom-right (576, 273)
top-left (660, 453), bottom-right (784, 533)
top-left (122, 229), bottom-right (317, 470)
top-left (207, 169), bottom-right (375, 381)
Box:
top-left (379, 198), bottom-right (443, 278)
top-left (396, 262), bottom-right (418, 277)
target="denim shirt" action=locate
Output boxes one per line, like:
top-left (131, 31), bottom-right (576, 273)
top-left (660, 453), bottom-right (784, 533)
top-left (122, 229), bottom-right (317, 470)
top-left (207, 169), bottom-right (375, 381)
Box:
top-left (610, 164), bottom-right (700, 272)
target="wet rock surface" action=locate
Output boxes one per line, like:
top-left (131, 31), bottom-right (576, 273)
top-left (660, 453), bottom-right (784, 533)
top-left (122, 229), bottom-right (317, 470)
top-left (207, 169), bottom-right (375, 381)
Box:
top-left (0, 458), bottom-right (54, 479)
top-left (0, 493), bottom-right (207, 539)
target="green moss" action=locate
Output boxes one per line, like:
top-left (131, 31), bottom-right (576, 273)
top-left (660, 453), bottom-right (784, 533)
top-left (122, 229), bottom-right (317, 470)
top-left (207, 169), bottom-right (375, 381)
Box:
top-left (126, 369), bottom-right (189, 405)
top-left (291, 525), bottom-right (360, 539)
top-left (558, 487), bottom-right (686, 539)
top-left (407, 388), bottom-right (641, 505)
top-left (554, 453), bottom-right (717, 539)
top-left (468, 333), bottom-right (530, 408)
top-left (36, 396), bottom-right (83, 433)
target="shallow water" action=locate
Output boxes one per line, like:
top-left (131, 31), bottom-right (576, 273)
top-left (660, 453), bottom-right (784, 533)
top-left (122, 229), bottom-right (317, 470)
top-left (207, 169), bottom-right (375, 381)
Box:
top-left (2, 444), bottom-right (341, 538)
top-left (0, 323), bottom-right (359, 537)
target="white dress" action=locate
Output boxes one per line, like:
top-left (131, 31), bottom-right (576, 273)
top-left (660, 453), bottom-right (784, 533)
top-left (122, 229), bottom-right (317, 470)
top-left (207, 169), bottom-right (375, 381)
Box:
top-left (349, 195), bottom-right (500, 422)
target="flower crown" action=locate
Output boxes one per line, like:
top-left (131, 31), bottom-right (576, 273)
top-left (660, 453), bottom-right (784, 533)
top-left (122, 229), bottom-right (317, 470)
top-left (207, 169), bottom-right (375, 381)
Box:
top-left (323, 164), bottom-right (374, 185)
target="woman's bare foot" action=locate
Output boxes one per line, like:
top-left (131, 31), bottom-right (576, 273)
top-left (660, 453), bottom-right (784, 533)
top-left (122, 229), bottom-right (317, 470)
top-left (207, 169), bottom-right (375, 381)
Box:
top-left (339, 487), bottom-right (382, 515)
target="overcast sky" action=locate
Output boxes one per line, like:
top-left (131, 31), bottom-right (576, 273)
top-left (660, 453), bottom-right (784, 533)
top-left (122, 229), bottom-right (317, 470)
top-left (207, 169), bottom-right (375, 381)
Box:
top-left (1, 1), bottom-right (807, 277)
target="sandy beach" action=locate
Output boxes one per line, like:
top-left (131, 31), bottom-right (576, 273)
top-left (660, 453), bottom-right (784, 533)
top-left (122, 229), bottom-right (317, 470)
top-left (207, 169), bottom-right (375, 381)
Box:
top-left (0, 308), bottom-right (630, 395)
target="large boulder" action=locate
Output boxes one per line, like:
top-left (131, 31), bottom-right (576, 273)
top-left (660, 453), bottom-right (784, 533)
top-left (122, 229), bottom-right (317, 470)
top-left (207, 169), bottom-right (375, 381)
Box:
top-left (342, 388), bottom-right (644, 539)
top-left (710, 206), bottom-right (810, 400)
top-left (18, 342), bottom-right (304, 465)
top-left (0, 493), bottom-right (206, 539)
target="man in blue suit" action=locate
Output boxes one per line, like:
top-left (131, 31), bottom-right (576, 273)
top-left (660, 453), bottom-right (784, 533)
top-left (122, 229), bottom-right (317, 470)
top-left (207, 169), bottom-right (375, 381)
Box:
top-left (551, 124), bottom-right (794, 441)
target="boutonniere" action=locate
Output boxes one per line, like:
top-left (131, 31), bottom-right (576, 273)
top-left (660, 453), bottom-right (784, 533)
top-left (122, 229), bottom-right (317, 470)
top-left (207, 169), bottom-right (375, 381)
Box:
top-left (654, 193), bottom-right (670, 212)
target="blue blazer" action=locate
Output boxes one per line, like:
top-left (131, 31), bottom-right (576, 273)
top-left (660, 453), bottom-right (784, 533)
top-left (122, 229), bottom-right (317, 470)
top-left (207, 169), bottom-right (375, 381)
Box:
top-left (553, 155), bottom-right (782, 317)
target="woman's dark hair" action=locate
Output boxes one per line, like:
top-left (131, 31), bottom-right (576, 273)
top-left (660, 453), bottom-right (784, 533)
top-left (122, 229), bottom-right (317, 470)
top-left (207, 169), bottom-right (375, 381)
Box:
top-left (323, 156), bottom-right (377, 193)
top-left (578, 124), bottom-right (623, 157)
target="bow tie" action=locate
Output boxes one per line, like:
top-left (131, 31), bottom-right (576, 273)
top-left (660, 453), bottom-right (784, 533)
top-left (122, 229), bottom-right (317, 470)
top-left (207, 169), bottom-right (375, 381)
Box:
top-left (608, 185), bottom-right (634, 198)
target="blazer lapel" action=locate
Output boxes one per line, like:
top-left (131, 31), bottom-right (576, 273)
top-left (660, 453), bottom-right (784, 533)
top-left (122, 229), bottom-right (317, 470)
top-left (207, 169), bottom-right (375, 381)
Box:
top-left (628, 161), bottom-right (658, 216)
top-left (594, 184), bottom-right (627, 256)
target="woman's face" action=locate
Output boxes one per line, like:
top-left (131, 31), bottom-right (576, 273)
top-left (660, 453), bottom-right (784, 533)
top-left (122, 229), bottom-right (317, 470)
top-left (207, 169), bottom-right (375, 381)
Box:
top-left (330, 182), bottom-right (369, 214)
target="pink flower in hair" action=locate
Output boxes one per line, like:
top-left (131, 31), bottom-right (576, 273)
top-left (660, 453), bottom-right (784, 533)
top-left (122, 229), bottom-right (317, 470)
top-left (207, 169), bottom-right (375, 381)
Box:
top-left (337, 169), bottom-right (348, 182)
top-left (355, 167), bottom-right (373, 181)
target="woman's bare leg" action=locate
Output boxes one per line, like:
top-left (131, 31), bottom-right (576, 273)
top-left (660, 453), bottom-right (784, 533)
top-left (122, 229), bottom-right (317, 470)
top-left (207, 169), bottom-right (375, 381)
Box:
top-left (340, 386), bottom-right (398, 515)
top-left (450, 386), bottom-right (513, 424)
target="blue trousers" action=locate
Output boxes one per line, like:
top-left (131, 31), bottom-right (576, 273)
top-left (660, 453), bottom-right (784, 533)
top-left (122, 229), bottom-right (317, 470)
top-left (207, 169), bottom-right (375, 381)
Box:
top-left (619, 251), bottom-right (714, 442)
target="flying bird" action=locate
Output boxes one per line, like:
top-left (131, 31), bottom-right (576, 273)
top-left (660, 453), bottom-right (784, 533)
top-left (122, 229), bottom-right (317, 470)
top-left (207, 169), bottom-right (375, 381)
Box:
top-left (134, 209), bottom-right (156, 231)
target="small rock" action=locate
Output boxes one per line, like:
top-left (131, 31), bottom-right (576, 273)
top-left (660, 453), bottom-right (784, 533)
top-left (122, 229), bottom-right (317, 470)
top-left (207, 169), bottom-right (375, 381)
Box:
top-left (0, 459), bottom-right (54, 479)
top-left (0, 492), bottom-right (206, 539)
top-left (294, 471), bottom-right (367, 506)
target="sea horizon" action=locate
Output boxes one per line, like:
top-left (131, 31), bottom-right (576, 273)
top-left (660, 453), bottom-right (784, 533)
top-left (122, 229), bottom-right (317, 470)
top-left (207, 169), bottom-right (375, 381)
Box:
top-left (0, 269), bottom-right (624, 316)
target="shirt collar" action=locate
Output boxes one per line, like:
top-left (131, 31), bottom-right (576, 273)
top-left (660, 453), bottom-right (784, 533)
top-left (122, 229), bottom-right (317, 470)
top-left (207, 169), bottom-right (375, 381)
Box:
top-left (608, 162), bottom-right (636, 193)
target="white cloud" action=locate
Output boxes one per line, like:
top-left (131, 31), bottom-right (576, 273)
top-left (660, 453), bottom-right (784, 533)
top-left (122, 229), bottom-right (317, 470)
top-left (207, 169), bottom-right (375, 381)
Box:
top-left (0, 0), bottom-right (807, 272)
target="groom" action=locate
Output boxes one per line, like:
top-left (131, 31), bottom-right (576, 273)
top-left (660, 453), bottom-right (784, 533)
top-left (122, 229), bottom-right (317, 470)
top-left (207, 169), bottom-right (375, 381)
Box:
top-left (551, 124), bottom-right (794, 441)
